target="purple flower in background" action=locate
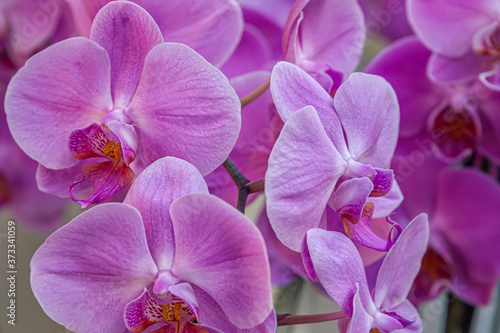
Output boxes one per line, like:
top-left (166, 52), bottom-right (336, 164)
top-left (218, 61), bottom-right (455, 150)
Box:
top-left (306, 214), bottom-right (429, 332)
top-left (392, 138), bottom-right (500, 305)
top-left (67, 0), bottom-right (243, 67)
top-left (5, 1), bottom-right (241, 208)
top-left (240, 0), bottom-right (295, 27)
top-left (0, 58), bottom-right (67, 231)
top-left (357, 0), bottom-right (413, 42)
top-left (220, 6), bottom-right (284, 78)
top-left (366, 36), bottom-right (500, 163)
top-left (30, 157), bottom-right (274, 332)
top-left (0, 0), bottom-right (66, 65)
top-left (266, 62), bottom-right (402, 254)
top-left (408, 0), bottom-right (500, 90)
top-left (282, 0), bottom-right (365, 92)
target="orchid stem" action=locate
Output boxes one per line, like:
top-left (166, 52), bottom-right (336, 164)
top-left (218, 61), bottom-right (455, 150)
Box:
top-left (276, 311), bottom-right (347, 326)
top-left (222, 158), bottom-right (264, 213)
top-left (240, 77), bottom-right (271, 108)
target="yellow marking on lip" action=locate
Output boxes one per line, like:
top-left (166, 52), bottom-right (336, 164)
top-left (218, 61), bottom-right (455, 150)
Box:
top-left (102, 141), bottom-right (121, 159)
top-left (161, 303), bottom-right (182, 322)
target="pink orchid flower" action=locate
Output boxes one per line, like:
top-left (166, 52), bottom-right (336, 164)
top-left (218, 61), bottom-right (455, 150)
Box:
top-left (31, 157), bottom-right (275, 333)
top-left (306, 214), bottom-right (429, 332)
top-left (266, 62), bottom-right (402, 255)
top-left (5, 1), bottom-right (241, 208)
top-left (408, 0), bottom-right (500, 91)
top-left (366, 36), bottom-right (500, 164)
top-left (283, 0), bottom-right (365, 92)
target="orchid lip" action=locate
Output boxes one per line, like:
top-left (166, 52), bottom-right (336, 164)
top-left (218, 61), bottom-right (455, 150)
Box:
top-left (66, 122), bottom-right (136, 207)
top-left (124, 287), bottom-right (200, 333)
top-left (428, 103), bottom-right (481, 161)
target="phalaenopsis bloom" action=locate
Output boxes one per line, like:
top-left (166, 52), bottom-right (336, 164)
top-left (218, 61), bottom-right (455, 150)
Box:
top-left (5, 1), bottom-right (240, 208)
top-left (30, 157), bottom-right (274, 332)
top-left (367, 36), bottom-right (500, 164)
top-left (306, 214), bottom-right (429, 332)
top-left (266, 61), bottom-right (402, 256)
top-left (408, 0), bottom-right (500, 91)
top-left (391, 139), bottom-right (500, 306)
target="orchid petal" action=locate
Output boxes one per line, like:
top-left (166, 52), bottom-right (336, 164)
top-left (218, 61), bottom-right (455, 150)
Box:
top-left (387, 301), bottom-right (422, 333)
top-left (127, 42), bottom-right (241, 176)
top-left (270, 61), bottom-right (349, 156)
top-left (144, 0), bottom-right (243, 67)
top-left (291, 0), bottom-right (365, 77)
top-left (366, 37), bottom-right (447, 138)
top-left (221, 4), bottom-right (284, 78)
top-left (282, 0), bottom-right (305, 64)
top-left (334, 72), bottom-right (399, 168)
top-left (428, 51), bottom-right (490, 83)
top-left (407, 0), bottom-right (499, 56)
top-left (90, 1), bottom-right (163, 108)
top-left (346, 285), bottom-right (374, 333)
top-left (192, 286), bottom-right (277, 332)
top-left (391, 133), bottom-right (448, 219)
top-left (474, 82), bottom-right (500, 164)
top-left (124, 288), bottom-right (160, 333)
top-left (373, 311), bottom-right (403, 332)
top-left (256, 206), bottom-right (307, 283)
top-left (301, 239), bottom-right (317, 281)
top-left (330, 177), bottom-right (373, 223)
top-left (368, 180), bottom-right (404, 219)
top-left (124, 157), bottom-right (207, 271)
top-left (5, 37), bottom-right (112, 169)
top-left (433, 168), bottom-right (500, 305)
top-left (374, 214), bottom-right (429, 309)
top-left (306, 228), bottom-right (376, 317)
top-left (220, 25), bottom-right (274, 78)
top-left (343, 202), bottom-right (400, 252)
top-left (170, 193), bottom-right (272, 329)
top-left (241, 0), bottom-right (294, 27)
top-left (370, 168), bottom-right (394, 197)
top-left (265, 106), bottom-right (346, 251)
top-left (36, 159), bottom-right (100, 198)
top-left (66, 0), bottom-right (109, 37)
top-left (30, 203), bottom-right (158, 333)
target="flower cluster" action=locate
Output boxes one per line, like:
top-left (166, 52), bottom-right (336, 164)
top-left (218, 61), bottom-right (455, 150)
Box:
top-left (2, 0), bottom-right (500, 332)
